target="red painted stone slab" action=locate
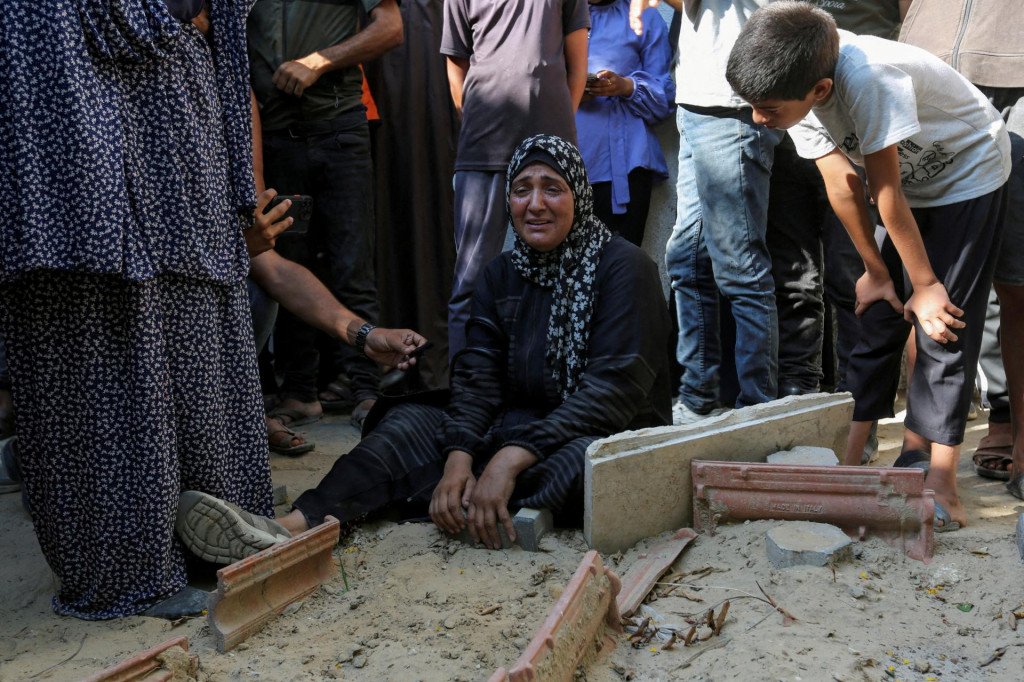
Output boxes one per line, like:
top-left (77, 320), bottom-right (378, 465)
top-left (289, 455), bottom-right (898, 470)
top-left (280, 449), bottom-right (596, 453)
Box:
top-left (209, 517), bottom-right (340, 652)
top-left (616, 528), bottom-right (698, 617)
top-left (504, 550), bottom-right (622, 682)
top-left (82, 636), bottom-right (194, 682)
top-left (692, 462), bottom-right (934, 563)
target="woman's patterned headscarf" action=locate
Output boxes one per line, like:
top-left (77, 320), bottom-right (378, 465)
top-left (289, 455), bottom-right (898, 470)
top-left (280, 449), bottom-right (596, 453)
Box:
top-left (506, 135), bottom-right (613, 400)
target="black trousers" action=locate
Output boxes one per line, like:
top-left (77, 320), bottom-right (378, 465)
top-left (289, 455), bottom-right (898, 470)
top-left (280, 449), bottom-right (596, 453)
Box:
top-left (262, 110), bottom-right (381, 402)
top-left (847, 187), bottom-right (1006, 445)
top-left (591, 168), bottom-right (654, 248)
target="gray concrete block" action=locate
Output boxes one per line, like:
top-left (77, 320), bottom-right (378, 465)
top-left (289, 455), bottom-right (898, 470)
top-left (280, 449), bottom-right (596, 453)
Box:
top-left (765, 521), bottom-right (853, 568)
top-left (273, 484), bottom-right (288, 506)
top-left (512, 507), bottom-right (553, 552)
top-left (766, 446), bottom-right (838, 466)
top-left (585, 393), bottom-right (853, 554)
top-left (444, 510), bottom-right (514, 549)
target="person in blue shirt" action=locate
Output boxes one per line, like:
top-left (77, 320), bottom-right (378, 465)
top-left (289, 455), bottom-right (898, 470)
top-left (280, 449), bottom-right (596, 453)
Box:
top-left (576, 0), bottom-right (674, 246)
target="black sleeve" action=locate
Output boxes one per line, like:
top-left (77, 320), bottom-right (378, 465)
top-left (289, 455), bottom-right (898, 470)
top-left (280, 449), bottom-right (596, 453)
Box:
top-left (490, 243), bottom-right (667, 458)
top-left (435, 260), bottom-right (508, 459)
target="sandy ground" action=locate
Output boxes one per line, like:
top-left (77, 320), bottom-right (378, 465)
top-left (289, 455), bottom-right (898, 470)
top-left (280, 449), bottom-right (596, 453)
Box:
top-left (1, 410), bottom-right (1022, 682)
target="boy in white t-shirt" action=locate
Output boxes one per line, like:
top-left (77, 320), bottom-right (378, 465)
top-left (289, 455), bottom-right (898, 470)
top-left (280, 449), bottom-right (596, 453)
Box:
top-left (726, 1), bottom-right (1011, 530)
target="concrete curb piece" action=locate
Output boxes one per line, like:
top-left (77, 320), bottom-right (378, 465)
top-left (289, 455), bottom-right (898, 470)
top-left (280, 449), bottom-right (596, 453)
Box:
top-left (490, 550), bottom-right (622, 682)
top-left (616, 528), bottom-right (698, 617)
top-left (586, 393), bottom-right (854, 553)
top-left (765, 521), bottom-right (853, 567)
top-left (83, 636), bottom-right (195, 682)
top-left (208, 517), bottom-right (340, 652)
top-left (692, 461), bottom-right (934, 563)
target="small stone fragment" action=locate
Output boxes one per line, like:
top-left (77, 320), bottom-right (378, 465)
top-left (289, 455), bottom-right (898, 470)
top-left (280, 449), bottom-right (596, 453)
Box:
top-left (273, 483), bottom-right (288, 506)
top-left (848, 586), bottom-right (867, 599)
top-left (766, 446), bottom-right (838, 466)
top-left (352, 654), bottom-right (367, 669)
top-left (913, 660), bottom-right (930, 673)
top-left (765, 521), bottom-right (853, 568)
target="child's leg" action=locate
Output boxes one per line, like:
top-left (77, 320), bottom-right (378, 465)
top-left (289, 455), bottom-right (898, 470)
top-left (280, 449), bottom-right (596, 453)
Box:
top-left (905, 189), bottom-right (1005, 524)
top-left (843, 238), bottom-right (909, 464)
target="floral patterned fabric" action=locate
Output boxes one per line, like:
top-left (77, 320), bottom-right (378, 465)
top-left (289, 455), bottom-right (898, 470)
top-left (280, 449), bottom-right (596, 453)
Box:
top-left (0, 0), bottom-right (256, 284)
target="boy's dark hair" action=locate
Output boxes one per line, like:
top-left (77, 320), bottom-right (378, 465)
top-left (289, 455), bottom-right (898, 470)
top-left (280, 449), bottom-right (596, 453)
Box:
top-left (726, 1), bottom-right (839, 102)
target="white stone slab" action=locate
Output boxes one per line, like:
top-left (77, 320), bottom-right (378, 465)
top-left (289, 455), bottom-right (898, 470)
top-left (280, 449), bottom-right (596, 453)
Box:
top-left (584, 393), bottom-right (853, 554)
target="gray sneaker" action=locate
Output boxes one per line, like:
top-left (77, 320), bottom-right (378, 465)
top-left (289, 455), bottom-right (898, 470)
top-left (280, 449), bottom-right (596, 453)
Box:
top-left (175, 490), bottom-right (292, 564)
top-left (672, 401), bottom-right (728, 427)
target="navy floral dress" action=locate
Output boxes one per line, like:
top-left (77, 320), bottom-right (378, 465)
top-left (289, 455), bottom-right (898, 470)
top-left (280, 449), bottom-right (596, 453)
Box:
top-left (0, 1), bottom-right (271, 619)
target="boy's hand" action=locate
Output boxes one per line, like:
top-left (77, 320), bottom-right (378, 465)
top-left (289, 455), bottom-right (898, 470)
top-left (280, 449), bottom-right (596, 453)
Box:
top-left (855, 270), bottom-right (903, 318)
top-left (904, 282), bottom-right (965, 344)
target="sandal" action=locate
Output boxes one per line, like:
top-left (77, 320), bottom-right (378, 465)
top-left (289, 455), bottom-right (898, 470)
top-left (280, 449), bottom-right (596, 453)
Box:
top-left (894, 449), bottom-right (930, 476)
top-left (350, 398), bottom-right (376, 432)
top-left (972, 430), bottom-right (1013, 481)
top-left (934, 502), bottom-right (962, 533)
top-left (319, 379), bottom-right (355, 413)
top-left (267, 417), bottom-right (314, 457)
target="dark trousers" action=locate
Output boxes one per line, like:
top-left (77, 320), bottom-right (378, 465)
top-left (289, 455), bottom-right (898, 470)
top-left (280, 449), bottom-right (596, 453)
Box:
top-left (591, 168), bottom-right (654, 247)
top-left (847, 187), bottom-right (1005, 445)
top-left (262, 111), bottom-right (380, 402)
top-left (767, 146), bottom-right (867, 394)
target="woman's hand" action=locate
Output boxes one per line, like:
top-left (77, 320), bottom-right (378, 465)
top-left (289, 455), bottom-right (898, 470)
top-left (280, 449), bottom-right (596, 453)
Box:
top-left (430, 451), bottom-right (475, 534)
top-left (467, 446), bottom-right (539, 549)
top-left (245, 189), bottom-right (294, 257)
top-left (854, 269), bottom-right (903, 318)
top-left (364, 329), bottom-right (427, 370)
top-left (586, 70), bottom-right (635, 99)
top-left (904, 281), bottom-right (965, 344)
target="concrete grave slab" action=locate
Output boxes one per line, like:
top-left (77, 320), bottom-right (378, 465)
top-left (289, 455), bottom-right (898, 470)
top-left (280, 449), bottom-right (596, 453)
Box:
top-left (585, 393), bottom-right (853, 554)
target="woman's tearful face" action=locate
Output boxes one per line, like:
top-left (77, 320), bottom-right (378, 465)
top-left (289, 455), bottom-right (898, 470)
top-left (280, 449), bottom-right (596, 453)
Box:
top-left (509, 162), bottom-right (575, 252)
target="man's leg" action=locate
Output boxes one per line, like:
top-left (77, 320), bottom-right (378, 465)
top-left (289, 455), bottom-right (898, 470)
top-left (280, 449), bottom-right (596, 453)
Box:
top-left (665, 107), bottom-right (721, 417)
top-left (262, 133), bottom-right (323, 423)
top-left (682, 106), bottom-right (783, 407)
top-left (448, 171), bottom-right (509, 359)
top-left (766, 144), bottom-right (828, 395)
top-left (310, 120), bottom-right (381, 421)
top-left (996, 90), bottom-right (1024, 494)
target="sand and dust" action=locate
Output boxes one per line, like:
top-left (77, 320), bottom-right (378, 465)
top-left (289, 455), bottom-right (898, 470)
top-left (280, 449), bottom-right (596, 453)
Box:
top-left (1, 411), bottom-right (1021, 681)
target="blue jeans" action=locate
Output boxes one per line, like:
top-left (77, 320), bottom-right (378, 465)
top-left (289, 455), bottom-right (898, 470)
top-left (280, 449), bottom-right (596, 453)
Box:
top-left (665, 106), bottom-right (783, 411)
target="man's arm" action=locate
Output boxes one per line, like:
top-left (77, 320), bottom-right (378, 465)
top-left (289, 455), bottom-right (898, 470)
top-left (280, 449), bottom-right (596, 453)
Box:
top-left (446, 56), bottom-right (469, 116)
top-left (272, 0), bottom-right (404, 98)
top-left (564, 28), bottom-right (589, 112)
top-left (862, 144), bottom-right (964, 343)
top-left (249, 250), bottom-right (426, 366)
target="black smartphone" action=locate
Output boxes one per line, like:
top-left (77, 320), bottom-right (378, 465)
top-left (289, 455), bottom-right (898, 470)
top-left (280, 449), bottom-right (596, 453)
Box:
top-left (409, 340), bottom-right (434, 359)
top-left (265, 194), bottom-right (313, 236)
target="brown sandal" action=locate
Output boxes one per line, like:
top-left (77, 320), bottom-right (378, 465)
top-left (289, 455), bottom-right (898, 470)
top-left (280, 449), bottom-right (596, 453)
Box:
top-left (267, 418), bottom-right (314, 457)
top-left (972, 431), bottom-right (1013, 481)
